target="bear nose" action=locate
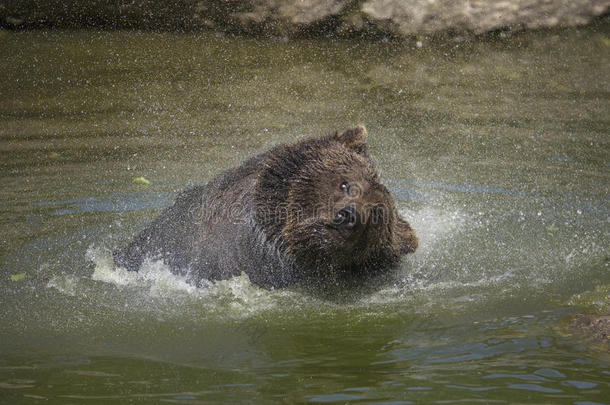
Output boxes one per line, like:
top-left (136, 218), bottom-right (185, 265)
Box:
top-left (333, 205), bottom-right (359, 228)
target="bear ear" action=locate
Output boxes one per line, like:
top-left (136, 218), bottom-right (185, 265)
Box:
top-left (334, 125), bottom-right (368, 155)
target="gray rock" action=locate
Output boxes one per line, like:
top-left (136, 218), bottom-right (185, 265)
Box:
top-left (358, 0), bottom-right (610, 36)
top-left (1, 0), bottom-right (608, 35)
top-left (233, 0), bottom-right (350, 25)
top-left (197, 0), bottom-right (354, 36)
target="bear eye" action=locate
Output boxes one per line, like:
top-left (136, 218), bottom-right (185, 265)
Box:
top-left (340, 181), bottom-right (349, 193)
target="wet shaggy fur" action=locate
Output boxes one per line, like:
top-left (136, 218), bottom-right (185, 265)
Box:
top-left (113, 126), bottom-right (418, 290)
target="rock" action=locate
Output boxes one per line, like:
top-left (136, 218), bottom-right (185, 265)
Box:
top-left (229, 0), bottom-right (351, 35)
top-left (358, 0), bottom-right (610, 36)
top-left (231, 0), bottom-right (350, 26)
top-left (1, 0), bottom-right (608, 36)
top-left (570, 314), bottom-right (610, 344)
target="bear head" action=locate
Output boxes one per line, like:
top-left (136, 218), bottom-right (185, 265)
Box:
top-left (253, 126), bottom-right (417, 284)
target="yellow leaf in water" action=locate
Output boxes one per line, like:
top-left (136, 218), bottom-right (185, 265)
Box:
top-left (10, 273), bottom-right (26, 282)
top-left (132, 177), bottom-right (150, 186)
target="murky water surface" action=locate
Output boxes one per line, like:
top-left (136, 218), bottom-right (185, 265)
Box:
top-left (1, 26), bottom-right (609, 403)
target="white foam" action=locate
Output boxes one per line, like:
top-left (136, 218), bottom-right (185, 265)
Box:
top-left (87, 246), bottom-right (200, 296)
top-left (80, 246), bottom-right (283, 317)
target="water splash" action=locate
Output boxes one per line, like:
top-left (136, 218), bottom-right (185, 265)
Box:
top-left (87, 246), bottom-right (200, 296)
top-left (42, 191), bottom-right (606, 322)
top-left (74, 246), bottom-right (288, 317)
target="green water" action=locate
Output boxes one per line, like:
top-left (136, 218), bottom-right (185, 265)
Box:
top-left (1, 26), bottom-right (609, 403)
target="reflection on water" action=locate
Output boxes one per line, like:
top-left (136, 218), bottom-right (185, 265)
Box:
top-left (0, 24), bottom-right (609, 403)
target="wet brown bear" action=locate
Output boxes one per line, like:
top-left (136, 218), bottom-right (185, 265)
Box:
top-left (113, 126), bottom-right (417, 290)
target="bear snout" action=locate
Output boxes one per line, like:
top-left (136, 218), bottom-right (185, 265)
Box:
top-left (332, 205), bottom-right (359, 228)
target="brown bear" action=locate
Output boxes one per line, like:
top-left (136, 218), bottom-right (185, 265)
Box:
top-left (113, 126), bottom-right (417, 290)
